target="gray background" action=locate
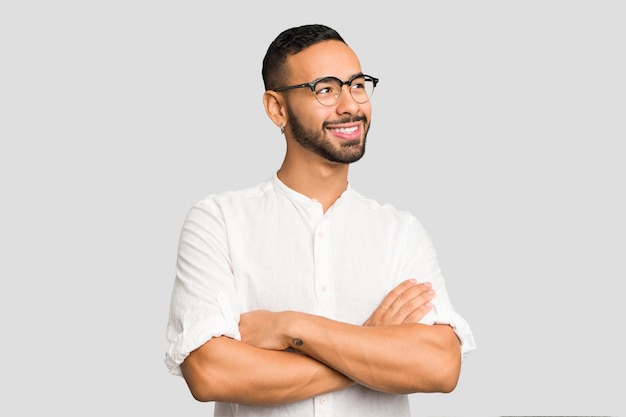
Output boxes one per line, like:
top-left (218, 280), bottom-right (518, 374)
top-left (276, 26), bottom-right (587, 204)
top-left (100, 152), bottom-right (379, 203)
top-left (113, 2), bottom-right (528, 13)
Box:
top-left (1, 1), bottom-right (624, 416)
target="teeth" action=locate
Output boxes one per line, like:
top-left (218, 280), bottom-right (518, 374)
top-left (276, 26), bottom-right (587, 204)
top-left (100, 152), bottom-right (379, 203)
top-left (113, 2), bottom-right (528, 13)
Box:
top-left (331, 126), bottom-right (358, 133)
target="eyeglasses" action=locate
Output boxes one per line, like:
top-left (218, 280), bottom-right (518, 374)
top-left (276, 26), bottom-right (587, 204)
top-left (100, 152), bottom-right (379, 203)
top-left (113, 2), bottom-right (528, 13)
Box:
top-left (271, 73), bottom-right (379, 106)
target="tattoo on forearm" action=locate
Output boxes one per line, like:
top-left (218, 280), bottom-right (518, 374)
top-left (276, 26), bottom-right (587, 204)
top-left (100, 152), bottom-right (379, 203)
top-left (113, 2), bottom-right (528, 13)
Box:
top-left (292, 338), bottom-right (304, 347)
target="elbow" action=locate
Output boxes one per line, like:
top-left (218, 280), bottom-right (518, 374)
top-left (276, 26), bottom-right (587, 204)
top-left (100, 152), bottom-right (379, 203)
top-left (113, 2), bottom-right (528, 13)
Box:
top-left (426, 344), bottom-right (462, 394)
top-left (405, 355), bottom-right (460, 394)
top-left (435, 362), bottom-right (460, 393)
top-left (403, 337), bottom-right (462, 394)
top-left (189, 389), bottom-right (212, 403)
top-left (425, 325), bottom-right (463, 394)
top-left (180, 353), bottom-right (223, 403)
top-left (186, 380), bottom-right (214, 403)
top-left (386, 354), bottom-right (460, 395)
top-left (179, 337), bottom-right (239, 403)
top-left (182, 365), bottom-right (216, 403)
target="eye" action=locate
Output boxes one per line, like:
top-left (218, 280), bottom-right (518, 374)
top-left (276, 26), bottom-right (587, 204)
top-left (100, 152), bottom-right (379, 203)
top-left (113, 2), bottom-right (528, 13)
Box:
top-left (314, 78), bottom-right (340, 96)
top-left (350, 76), bottom-right (367, 90)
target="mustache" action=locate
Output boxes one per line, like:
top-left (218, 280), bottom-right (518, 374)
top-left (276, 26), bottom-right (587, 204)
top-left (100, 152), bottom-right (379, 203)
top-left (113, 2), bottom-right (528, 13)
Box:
top-left (323, 115), bottom-right (368, 128)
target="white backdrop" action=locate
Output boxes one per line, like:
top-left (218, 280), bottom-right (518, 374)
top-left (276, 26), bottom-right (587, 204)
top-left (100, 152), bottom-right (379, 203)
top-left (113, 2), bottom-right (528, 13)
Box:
top-left (1, 1), bottom-right (624, 416)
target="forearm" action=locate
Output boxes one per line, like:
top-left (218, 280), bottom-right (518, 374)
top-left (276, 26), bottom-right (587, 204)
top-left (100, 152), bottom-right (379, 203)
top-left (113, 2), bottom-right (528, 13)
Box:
top-left (284, 313), bottom-right (462, 394)
top-left (180, 336), bottom-right (354, 405)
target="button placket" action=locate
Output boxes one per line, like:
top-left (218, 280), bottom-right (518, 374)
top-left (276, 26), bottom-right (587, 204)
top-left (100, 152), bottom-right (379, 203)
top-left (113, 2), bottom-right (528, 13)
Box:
top-left (313, 219), bottom-right (331, 315)
top-left (314, 394), bottom-right (332, 417)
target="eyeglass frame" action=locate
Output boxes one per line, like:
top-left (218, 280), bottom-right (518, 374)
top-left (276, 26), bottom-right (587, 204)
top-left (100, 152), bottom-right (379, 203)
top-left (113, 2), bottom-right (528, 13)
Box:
top-left (269, 73), bottom-right (379, 106)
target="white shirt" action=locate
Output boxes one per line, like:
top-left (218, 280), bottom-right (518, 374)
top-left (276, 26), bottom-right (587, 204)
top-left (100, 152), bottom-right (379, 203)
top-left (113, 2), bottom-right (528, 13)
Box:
top-left (165, 174), bottom-right (476, 417)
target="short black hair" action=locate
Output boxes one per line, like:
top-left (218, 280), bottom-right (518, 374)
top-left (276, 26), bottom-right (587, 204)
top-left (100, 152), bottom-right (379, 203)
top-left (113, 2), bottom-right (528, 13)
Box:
top-left (262, 24), bottom-right (346, 91)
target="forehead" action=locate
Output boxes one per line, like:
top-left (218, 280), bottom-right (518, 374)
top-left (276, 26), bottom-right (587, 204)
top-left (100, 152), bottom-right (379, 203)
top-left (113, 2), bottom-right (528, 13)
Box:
top-left (285, 40), bottom-right (362, 82)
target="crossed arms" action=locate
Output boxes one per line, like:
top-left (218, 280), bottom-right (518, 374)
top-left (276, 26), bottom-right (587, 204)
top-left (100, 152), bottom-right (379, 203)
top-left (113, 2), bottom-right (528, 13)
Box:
top-left (180, 279), bottom-right (462, 406)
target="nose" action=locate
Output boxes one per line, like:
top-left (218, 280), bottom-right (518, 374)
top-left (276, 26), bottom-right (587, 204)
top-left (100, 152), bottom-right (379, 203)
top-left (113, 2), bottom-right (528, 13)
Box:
top-left (335, 84), bottom-right (360, 113)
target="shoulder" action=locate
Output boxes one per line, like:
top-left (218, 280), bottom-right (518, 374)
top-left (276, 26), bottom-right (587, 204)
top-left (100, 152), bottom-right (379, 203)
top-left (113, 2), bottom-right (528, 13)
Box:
top-left (345, 188), bottom-right (421, 226)
top-left (194, 178), bottom-right (274, 210)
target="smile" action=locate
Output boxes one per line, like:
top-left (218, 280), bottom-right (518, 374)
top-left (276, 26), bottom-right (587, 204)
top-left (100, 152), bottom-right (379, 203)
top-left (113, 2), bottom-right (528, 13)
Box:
top-left (329, 126), bottom-right (359, 134)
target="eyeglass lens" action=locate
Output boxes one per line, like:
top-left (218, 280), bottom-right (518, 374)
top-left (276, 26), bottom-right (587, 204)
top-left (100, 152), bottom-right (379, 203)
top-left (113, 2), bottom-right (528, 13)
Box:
top-left (313, 76), bottom-right (375, 106)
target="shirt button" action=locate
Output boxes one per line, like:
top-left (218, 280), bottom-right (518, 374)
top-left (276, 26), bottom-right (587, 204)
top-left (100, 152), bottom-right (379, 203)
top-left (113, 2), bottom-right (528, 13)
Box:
top-left (320, 285), bottom-right (327, 293)
top-left (319, 397), bottom-right (327, 405)
top-left (317, 230), bottom-right (325, 238)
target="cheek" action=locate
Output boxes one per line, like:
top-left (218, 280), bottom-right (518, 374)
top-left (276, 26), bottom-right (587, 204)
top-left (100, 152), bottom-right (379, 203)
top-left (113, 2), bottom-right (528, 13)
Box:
top-left (361, 103), bottom-right (372, 120)
top-left (290, 102), bottom-right (330, 129)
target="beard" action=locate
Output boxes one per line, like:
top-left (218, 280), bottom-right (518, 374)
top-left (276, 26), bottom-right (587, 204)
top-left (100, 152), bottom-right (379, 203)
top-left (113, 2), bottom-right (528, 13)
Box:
top-left (286, 107), bottom-right (369, 164)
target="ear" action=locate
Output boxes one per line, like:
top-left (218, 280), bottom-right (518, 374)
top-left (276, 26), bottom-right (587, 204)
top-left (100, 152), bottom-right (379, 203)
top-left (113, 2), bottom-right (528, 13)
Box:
top-left (263, 90), bottom-right (288, 130)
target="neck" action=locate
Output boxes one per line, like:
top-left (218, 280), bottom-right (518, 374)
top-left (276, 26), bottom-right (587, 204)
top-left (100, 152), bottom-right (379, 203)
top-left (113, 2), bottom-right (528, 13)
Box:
top-left (277, 159), bottom-right (349, 212)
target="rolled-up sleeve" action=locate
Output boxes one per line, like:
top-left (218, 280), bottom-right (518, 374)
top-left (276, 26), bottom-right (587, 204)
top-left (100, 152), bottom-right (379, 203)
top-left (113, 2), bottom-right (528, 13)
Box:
top-left (402, 216), bottom-right (477, 360)
top-left (164, 198), bottom-right (241, 376)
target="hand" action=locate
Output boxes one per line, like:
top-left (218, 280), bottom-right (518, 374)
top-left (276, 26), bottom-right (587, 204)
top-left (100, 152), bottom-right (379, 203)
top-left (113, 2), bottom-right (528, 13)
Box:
top-left (363, 279), bottom-right (435, 326)
top-left (239, 310), bottom-right (291, 351)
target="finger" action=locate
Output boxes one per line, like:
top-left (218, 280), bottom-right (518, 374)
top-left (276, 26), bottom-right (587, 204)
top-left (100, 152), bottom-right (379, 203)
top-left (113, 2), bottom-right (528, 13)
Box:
top-left (390, 286), bottom-right (435, 323)
top-left (386, 281), bottom-right (433, 318)
top-left (377, 279), bottom-right (419, 312)
top-left (364, 280), bottom-right (433, 326)
top-left (400, 299), bottom-right (434, 324)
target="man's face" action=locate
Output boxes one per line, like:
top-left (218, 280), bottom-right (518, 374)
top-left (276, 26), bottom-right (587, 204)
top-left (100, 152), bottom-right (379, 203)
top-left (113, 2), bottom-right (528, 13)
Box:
top-left (282, 40), bottom-right (372, 164)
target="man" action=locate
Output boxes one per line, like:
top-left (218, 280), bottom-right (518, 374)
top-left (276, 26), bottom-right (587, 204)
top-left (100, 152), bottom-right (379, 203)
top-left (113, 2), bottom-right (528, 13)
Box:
top-left (165, 24), bottom-right (476, 416)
